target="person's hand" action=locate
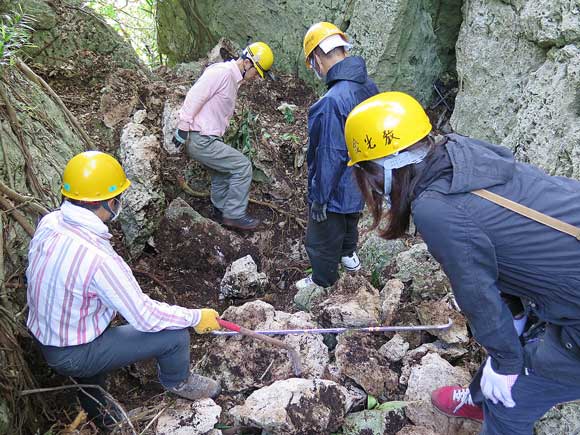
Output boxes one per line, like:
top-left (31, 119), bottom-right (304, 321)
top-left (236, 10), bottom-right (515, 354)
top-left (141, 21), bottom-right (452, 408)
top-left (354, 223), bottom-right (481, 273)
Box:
top-left (172, 129), bottom-right (189, 151)
top-left (480, 357), bottom-right (518, 408)
top-left (310, 201), bottom-right (327, 223)
top-left (194, 308), bottom-right (220, 334)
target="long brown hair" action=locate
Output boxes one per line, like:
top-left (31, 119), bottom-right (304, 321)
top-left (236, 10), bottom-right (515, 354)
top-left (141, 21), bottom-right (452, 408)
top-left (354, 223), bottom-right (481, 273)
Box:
top-left (353, 135), bottom-right (439, 239)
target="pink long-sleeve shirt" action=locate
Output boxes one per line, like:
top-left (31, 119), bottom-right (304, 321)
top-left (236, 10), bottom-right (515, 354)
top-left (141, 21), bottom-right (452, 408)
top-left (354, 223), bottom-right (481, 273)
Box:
top-left (177, 60), bottom-right (243, 137)
top-left (26, 201), bottom-right (201, 347)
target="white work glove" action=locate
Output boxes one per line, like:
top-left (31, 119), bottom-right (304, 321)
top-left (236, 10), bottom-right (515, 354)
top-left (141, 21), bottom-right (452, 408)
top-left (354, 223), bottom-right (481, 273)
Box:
top-left (480, 357), bottom-right (518, 408)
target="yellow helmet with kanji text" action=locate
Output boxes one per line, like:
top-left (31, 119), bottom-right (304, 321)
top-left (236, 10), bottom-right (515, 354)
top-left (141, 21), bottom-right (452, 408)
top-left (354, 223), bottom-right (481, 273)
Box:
top-left (303, 22), bottom-right (348, 67)
top-left (243, 42), bottom-right (274, 79)
top-left (61, 151), bottom-right (131, 201)
top-left (345, 92), bottom-right (432, 166)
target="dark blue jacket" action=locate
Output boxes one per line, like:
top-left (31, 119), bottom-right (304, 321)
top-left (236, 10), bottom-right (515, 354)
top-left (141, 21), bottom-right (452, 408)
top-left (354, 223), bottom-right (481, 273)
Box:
top-left (412, 134), bottom-right (580, 375)
top-left (307, 56), bottom-right (379, 213)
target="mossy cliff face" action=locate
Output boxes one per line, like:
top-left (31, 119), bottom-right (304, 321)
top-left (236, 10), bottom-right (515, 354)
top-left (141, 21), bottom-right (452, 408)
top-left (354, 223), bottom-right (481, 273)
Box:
top-left (157, 0), bottom-right (462, 104)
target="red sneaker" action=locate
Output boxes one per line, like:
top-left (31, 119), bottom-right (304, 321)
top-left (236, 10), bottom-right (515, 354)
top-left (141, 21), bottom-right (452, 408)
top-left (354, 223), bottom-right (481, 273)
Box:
top-left (431, 386), bottom-right (484, 422)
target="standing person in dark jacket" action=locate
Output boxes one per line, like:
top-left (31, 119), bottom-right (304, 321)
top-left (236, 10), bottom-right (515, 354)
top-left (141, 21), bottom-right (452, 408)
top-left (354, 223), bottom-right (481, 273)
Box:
top-left (344, 91), bottom-right (580, 435)
top-left (296, 22), bottom-right (379, 293)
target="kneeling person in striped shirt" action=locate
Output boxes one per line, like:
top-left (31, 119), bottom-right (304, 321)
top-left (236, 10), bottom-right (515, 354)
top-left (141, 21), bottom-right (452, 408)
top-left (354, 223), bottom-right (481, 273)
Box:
top-left (27, 151), bottom-right (222, 430)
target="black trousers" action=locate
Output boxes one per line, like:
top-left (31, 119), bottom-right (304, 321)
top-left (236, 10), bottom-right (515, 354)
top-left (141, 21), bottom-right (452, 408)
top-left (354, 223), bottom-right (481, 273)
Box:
top-left (305, 211), bottom-right (360, 287)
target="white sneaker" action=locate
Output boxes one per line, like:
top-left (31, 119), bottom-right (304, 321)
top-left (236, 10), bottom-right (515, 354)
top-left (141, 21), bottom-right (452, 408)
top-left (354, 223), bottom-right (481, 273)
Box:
top-left (295, 275), bottom-right (322, 292)
top-left (341, 252), bottom-right (361, 272)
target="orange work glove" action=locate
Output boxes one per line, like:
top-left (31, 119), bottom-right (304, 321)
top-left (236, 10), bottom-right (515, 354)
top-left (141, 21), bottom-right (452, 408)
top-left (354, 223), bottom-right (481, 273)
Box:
top-left (194, 308), bottom-right (220, 334)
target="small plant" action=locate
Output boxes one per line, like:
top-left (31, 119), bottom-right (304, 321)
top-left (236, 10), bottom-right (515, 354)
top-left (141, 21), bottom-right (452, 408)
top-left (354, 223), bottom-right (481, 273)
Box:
top-left (367, 394), bottom-right (409, 411)
top-left (0, 8), bottom-right (35, 67)
top-left (281, 132), bottom-right (300, 143)
top-left (283, 106), bottom-right (295, 124)
top-left (226, 109), bottom-right (258, 160)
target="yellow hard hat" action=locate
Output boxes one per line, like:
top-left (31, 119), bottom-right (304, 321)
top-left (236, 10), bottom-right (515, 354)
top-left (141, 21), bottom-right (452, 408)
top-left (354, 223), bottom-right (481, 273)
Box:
top-left (61, 151), bottom-right (131, 201)
top-left (345, 92), bottom-right (432, 166)
top-left (243, 42), bottom-right (274, 79)
top-left (303, 22), bottom-right (348, 67)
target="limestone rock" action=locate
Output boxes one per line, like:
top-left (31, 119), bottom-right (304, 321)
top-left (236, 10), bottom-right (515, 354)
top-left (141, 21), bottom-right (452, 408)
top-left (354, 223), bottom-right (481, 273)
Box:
top-left (535, 402), bottom-right (580, 435)
top-left (335, 333), bottom-right (399, 398)
top-left (229, 378), bottom-right (352, 434)
top-left (162, 101), bottom-right (182, 155)
top-left (404, 353), bottom-right (480, 434)
top-left (396, 426), bottom-right (437, 435)
top-left (379, 334), bottom-right (410, 363)
top-left (155, 398), bottom-right (221, 435)
top-left (315, 274), bottom-right (381, 328)
top-left (380, 279), bottom-right (405, 325)
top-left (358, 226), bottom-right (407, 284)
top-left (119, 122), bottom-right (165, 256)
top-left (451, 0), bottom-right (545, 144)
top-left (219, 255), bottom-right (267, 299)
top-left (394, 243), bottom-right (450, 298)
top-left (196, 301), bottom-right (329, 392)
top-left (342, 408), bottom-right (406, 435)
top-left (416, 301), bottom-right (469, 344)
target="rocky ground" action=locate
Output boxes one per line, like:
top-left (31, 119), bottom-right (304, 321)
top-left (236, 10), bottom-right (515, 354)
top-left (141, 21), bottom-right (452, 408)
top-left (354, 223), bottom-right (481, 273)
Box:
top-left (22, 42), bottom-right (496, 435)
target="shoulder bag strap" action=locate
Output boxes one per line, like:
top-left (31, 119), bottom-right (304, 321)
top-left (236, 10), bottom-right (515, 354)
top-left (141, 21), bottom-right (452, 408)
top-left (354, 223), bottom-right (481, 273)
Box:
top-left (472, 189), bottom-right (580, 240)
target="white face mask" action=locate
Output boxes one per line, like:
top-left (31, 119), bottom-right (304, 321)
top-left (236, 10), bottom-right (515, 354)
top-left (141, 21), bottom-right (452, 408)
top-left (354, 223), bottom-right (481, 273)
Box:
top-left (309, 56), bottom-right (324, 80)
top-left (104, 197), bottom-right (123, 222)
top-left (111, 198), bottom-right (123, 221)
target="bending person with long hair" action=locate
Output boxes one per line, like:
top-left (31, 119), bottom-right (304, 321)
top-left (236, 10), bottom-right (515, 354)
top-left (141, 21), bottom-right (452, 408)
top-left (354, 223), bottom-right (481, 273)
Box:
top-left (345, 91), bottom-right (580, 434)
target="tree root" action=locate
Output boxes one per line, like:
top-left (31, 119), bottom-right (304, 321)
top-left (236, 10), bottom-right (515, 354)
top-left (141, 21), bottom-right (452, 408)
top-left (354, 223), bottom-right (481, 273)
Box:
top-left (0, 180), bottom-right (49, 216)
top-left (132, 268), bottom-right (175, 296)
top-left (177, 176), bottom-right (307, 228)
top-left (0, 79), bottom-right (46, 199)
top-left (0, 195), bottom-right (35, 237)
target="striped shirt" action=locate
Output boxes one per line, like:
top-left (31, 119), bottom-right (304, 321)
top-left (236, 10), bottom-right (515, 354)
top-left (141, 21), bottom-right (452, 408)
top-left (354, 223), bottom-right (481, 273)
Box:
top-left (26, 201), bottom-right (201, 347)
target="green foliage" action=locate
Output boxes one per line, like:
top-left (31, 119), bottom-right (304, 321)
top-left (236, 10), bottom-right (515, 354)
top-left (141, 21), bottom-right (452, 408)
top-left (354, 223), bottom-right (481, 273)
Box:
top-left (85, 0), bottom-right (161, 66)
top-left (226, 109), bottom-right (258, 161)
top-left (370, 269), bottom-right (381, 288)
top-left (281, 132), bottom-right (300, 143)
top-left (367, 395), bottom-right (409, 411)
top-left (283, 106), bottom-right (295, 124)
top-left (0, 8), bottom-right (35, 67)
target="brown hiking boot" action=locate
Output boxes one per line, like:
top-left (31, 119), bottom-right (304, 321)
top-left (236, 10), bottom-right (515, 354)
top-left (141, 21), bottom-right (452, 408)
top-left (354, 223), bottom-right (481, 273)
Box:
top-left (166, 374), bottom-right (221, 401)
top-left (222, 214), bottom-right (260, 231)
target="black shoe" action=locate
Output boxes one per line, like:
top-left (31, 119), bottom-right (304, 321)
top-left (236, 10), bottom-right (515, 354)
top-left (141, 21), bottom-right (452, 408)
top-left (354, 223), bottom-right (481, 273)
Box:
top-left (212, 206), bottom-right (223, 223)
top-left (222, 214), bottom-right (260, 231)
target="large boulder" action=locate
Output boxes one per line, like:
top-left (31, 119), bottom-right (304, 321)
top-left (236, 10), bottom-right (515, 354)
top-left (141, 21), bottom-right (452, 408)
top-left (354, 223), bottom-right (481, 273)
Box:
top-left (342, 408), bottom-right (406, 435)
top-left (0, 64), bottom-right (84, 274)
top-left (229, 378), bottom-right (353, 434)
top-left (15, 0), bottom-right (144, 74)
top-left (451, 0), bottom-right (580, 178)
top-left (119, 121), bottom-right (165, 256)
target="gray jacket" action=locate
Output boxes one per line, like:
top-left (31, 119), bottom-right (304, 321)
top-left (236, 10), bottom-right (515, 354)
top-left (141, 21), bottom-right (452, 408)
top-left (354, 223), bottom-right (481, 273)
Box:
top-left (412, 134), bottom-right (580, 375)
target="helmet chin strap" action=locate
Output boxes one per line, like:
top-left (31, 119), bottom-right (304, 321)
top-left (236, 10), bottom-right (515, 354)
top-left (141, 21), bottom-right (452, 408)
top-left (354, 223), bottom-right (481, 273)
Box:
top-left (373, 144), bottom-right (430, 208)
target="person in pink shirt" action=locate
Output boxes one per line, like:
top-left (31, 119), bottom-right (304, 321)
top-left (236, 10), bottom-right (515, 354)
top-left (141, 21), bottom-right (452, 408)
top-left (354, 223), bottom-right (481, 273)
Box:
top-left (27, 151), bottom-right (222, 431)
top-left (173, 42), bottom-right (274, 231)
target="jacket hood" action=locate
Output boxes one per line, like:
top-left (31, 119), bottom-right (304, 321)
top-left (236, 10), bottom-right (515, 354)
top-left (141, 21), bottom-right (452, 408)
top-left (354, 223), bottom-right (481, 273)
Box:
top-left (326, 56), bottom-right (368, 87)
top-left (414, 134), bottom-right (516, 196)
top-left (446, 134), bottom-right (515, 193)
